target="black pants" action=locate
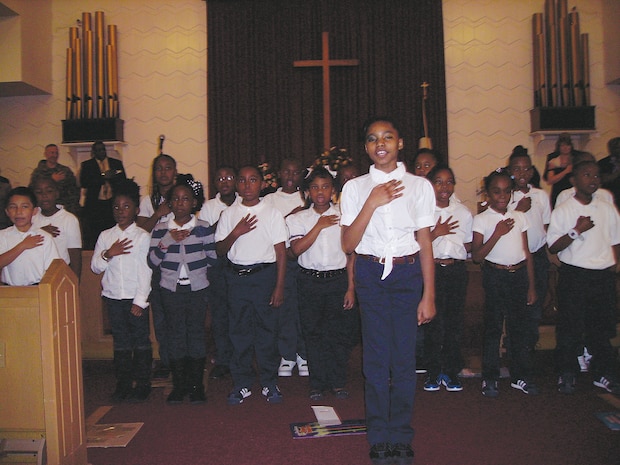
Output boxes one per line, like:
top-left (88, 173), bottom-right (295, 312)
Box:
top-left (555, 264), bottom-right (617, 378)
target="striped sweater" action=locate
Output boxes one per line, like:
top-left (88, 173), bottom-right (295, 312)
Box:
top-left (148, 219), bottom-right (217, 292)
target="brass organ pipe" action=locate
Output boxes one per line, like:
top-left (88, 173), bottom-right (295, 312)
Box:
top-left (581, 33), bottom-right (590, 106)
top-left (85, 30), bottom-right (94, 119)
top-left (95, 14), bottom-right (106, 117)
top-left (74, 38), bottom-right (83, 119)
top-left (568, 9), bottom-right (581, 107)
top-left (66, 47), bottom-right (73, 119)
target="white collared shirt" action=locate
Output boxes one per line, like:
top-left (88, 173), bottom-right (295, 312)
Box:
top-left (547, 195), bottom-right (620, 269)
top-left (262, 188), bottom-right (306, 217)
top-left (555, 186), bottom-right (614, 208)
top-left (432, 202), bottom-right (473, 260)
top-left (473, 207), bottom-right (528, 266)
top-left (508, 186), bottom-right (551, 253)
top-left (32, 206), bottom-right (82, 265)
top-left (91, 222), bottom-right (152, 308)
top-left (340, 162), bottom-right (435, 279)
top-left (198, 192), bottom-right (239, 226)
top-left (0, 225), bottom-right (60, 285)
top-left (215, 199), bottom-right (287, 265)
top-left (138, 194), bottom-right (174, 225)
top-left (286, 204), bottom-right (347, 271)
top-left (166, 215), bottom-right (197, 279)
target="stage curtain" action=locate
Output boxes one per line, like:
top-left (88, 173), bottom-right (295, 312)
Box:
top-left (206, 0), bottom-right (447, 183)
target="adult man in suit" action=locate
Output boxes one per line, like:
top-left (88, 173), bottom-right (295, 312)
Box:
top-left (80, 140), bottom-right (126, 249)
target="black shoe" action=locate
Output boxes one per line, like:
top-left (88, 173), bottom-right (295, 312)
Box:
top-left (208, 364), bottom-right (230, 380)
top-left (128, 384), bottom-right (151, 403)
top-left (167, 387), bottom-right (186, 404)
top-left (188, 386), bottom-right (207, 404)
top-left (369, 443), bottom-right (391, 463)
top-left (110, 382), bottom-right (133, 403)
top-left (391, 443), bottom-right (414, 464)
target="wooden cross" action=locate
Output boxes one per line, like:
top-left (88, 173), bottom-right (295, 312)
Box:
top-left (294, 32), bottom-right (359, 150)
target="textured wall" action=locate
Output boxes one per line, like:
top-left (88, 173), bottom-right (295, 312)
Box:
top-left (444, 0), bottom-right (620, 211)
top-left (0, 0), bottom-right (207, 195)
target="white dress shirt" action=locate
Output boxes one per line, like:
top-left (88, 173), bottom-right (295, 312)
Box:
top-left (287, 204), bottom-right (347, 271)
top-left (340, 162), bottom-right (435, 279)
top-left (0, 224), bottom-right (60, 285)
top-left (91, 222), bottom-right (152, 308)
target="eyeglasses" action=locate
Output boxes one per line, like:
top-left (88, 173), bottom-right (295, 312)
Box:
top-left (217, 175), bottom-right (235, 182)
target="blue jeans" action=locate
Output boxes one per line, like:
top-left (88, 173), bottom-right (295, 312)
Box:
top-left (160, 286), bottom-right (208, 360)
top-left (355, 257), bottom-right (422, 446)
top-left (104, 297), bottom-right (151, 352)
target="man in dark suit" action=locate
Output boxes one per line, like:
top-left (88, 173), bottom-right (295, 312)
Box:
top-left (80, 140), bottom-right (126, 249)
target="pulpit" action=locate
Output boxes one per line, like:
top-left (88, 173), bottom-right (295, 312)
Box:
top-left (0, 260), bottom-right (87, 465)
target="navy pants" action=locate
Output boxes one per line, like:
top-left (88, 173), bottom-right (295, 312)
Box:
top-left (297, 270), bottom-right (359, 391)
top-left (277, 260), bottom-right (306, 361)
top-left (160, 286), bottom-right (208, 360)
top-left (481, 265), bottom-right (533, 382)
top-left (208, 258), bottom-right (233, 366)
top-left (555, 264), bottom-right (617, 378)
top-left (149, 270), bottom-right (169, 367)
top-left (104, 297), bottom-right (151, 352)
top-left (226, 264), bottom-right (280, 390)
top-left (355, 258), bottom-right (422, 446)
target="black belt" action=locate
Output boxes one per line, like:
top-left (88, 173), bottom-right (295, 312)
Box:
top-left (299, 266), bottom-right (346, 279)
top-left (228, 261), bottom-right (273, 276)
top-left (484, 260), bottom-right (526, 273)
top-left (358, 253), bottom-right (418, 265)
top-left (434, 258), bottom-right (464, 267)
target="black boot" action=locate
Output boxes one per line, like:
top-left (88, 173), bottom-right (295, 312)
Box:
top-left (111, 350), bottom-right (133, 402)
top-left (129, 348), bottom-right (152, 403)
top-left (187, 357), bottom-right (207, 404)
top-left (167, 358), bottom-right (187, 404)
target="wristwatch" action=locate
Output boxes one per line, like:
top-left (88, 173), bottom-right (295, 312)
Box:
top-left (568, 229), bottom-right (580, 240)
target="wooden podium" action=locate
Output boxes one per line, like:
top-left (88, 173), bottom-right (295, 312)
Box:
top-left (0, 260), bottom-right (87, 465)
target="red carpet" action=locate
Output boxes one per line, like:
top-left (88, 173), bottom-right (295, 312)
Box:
top-left (84, 347), bottom-right (620, 465)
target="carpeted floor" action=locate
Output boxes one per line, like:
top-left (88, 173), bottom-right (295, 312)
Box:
top-left (83, 347), bottom-right (620, 465)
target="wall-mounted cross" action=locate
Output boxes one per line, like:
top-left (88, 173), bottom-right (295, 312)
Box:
top-left (294, 32), bottom-right (359, 150)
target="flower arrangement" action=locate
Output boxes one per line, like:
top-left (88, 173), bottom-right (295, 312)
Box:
top-left (258, 162), bottom-right (278, 194)
top-left (312, 146), bottom-right (353, 176)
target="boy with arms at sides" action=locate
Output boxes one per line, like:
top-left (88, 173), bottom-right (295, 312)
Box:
top-left (215, 165), bottom-right (288, 404)
top-left (0, 186), bottom-right (60, 286)
top-left (547, 161), bottom-right (620, 395)
top-left (341, 117), bottom-right (436, 464)
top-left (262, 158), bottom-right (309, 378)
top-left (31, 176), bottom-right (82, 279)
top-left (198, 166), bottom-right (238, 380)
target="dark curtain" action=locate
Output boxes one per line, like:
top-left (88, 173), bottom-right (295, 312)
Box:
top-left (207, 0), bottom-right (447, 185)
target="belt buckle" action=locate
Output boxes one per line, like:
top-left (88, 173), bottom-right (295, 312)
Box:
top-left (238, 268), bottom-right (251, 276)
top-left (507, 264), bottom-right (516, 273)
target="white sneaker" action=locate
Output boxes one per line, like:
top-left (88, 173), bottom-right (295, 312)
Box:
top-left (578, 347), bottom-right (592, 372)
top-left (296, 354), bottom-right (309, 376)
top-left (278, 358), bottom-right (295, 377)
